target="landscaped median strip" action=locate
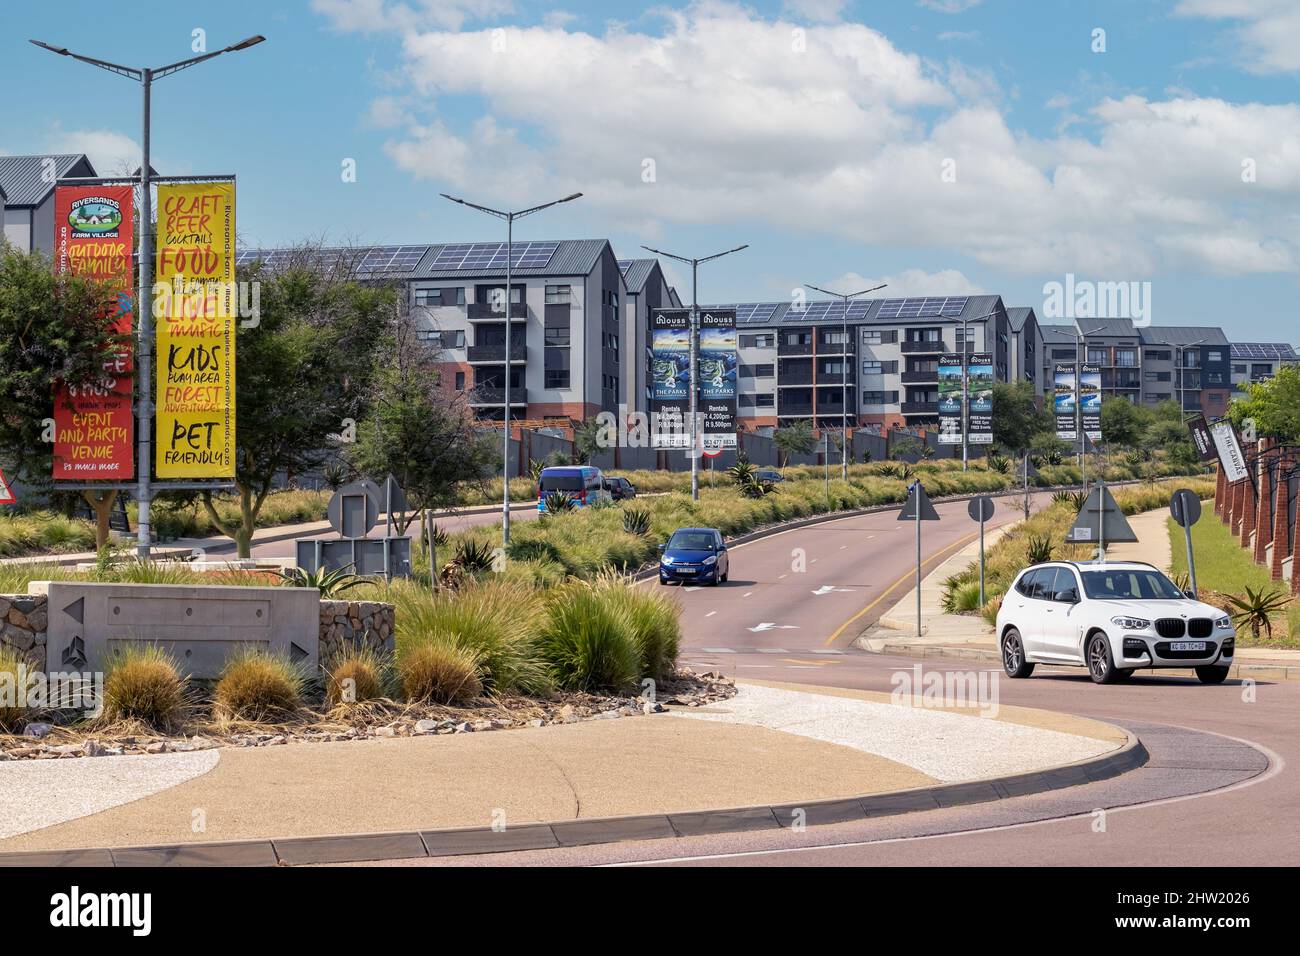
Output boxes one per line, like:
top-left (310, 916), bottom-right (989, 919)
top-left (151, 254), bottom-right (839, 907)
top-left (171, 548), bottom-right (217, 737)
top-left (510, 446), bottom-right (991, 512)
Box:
top-left (0, 729), bottom-right (1147, 867)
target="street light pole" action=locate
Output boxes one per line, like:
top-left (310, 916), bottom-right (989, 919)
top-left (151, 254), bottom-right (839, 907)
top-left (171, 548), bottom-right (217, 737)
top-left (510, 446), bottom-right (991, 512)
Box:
top-left (804, 282), bottom-right (886, 481)
top-left (641, 244), bottom-right (748, 501)
top-left (1076, 324), bottom-right (1106, 494)
top-left (31, 35), bottom-right (266, 558)
top-left (440, 192), bottom-right (583, 547)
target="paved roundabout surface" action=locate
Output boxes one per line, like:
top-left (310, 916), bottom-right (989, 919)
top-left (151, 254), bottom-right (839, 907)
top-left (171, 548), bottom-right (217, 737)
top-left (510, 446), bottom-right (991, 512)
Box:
top-left (378, 491), bottom-right (1296, 867)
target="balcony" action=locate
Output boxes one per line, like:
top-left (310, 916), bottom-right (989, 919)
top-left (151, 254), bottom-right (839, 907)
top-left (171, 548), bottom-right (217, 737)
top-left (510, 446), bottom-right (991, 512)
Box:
top-left (901, 340), bottom-right (944, 354)
top-left (467, 302), bottom-right (527, 321)
top-left (468, 388), bottom-right (527, 406)
top-left (466, 342), bottom-right (526, 364)
top-left (816, 341), bottom-right (854, 357)
top-left (901, 401), bottom-right (938, 415)
top-left (777, 340), bottom-right (815, 356)
top-left (777, 401), bottom-right (815, 416)
top-left (901, 370), bottom-right (937, 384)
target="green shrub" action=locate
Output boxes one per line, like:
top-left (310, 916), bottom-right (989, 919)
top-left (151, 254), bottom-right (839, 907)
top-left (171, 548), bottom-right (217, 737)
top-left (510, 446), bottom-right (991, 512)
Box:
top-left (593, 573), bottom-right (681, 680)
top-left (538, 583), bottom-right (641, 692)
top-left (980, 594), bottom-right (1004, 628)
top-left (102, 645), bottom-right (188, 730)
top-left (942, 579), bottom-right (985, 614)
top-left (391, 579), bottom-right (551, 696)
top-left (214, 650), bottom-right (304, 722)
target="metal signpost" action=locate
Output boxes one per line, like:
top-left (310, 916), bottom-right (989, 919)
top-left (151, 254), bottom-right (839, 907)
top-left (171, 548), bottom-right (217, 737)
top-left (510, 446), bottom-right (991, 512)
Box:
top-left (1170, 488), bottom-right (1203, 596)
top-left (968, 495), bottom-right (995, 606)
top-left (898, 481), bottom-right (940, 636)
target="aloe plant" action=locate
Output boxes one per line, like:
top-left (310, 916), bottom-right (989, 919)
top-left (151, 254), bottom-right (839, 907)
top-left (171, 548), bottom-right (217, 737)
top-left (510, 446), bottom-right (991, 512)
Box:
top-left (542, 491), bottom-right (576, 515)
top-left (277, 564), bottom-right (365, 597)
top-left (1025, 534), bottom-right (1055, 564)
top-left (1225, 585), bottom-right (1290, 639)
top-left (987, 454), bottom-right (1011, 475)
top-left (622, 507), bottom-right (651, 536)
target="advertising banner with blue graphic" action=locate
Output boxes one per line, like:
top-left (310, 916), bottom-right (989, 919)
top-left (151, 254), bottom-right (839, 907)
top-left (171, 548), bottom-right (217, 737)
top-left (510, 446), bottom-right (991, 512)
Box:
top-left (650, 309), bottom-right (691, 448)
top-left (936, 353), bottom-right (964, 445)
top-left (1080, 363), bottom-right (1102, 441)
top-left (1054, 363), bottom-right (1078, 441)
top-left (967, 352), bottom-right (994, 444)
top-left (698, 309), bottom-right (737, 449)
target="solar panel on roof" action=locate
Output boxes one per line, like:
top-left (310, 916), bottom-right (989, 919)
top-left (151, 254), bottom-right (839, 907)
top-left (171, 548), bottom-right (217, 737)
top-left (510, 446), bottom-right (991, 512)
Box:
top-left (617, 259), bottom-right (633, 273)
top-left (235, 245), bottom-right (429, 275)
top-left (876, 296), bottom-right (968, 319)
top-left (1232, 343), bottom-right (1296, 360)
top-left (428, 241), bottom-right (559, 271)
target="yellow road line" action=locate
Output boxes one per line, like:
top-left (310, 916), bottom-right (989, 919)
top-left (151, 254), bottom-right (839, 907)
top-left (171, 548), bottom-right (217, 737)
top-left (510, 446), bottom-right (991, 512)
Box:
top-left (822, 530), bottom-right (981, 646)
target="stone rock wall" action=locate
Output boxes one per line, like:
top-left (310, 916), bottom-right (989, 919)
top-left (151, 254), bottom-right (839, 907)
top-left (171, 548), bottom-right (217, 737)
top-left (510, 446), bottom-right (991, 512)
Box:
top-left (0, 594), bottom-right (48, 669)
top-left (318, 600), bottom-right (395, 663)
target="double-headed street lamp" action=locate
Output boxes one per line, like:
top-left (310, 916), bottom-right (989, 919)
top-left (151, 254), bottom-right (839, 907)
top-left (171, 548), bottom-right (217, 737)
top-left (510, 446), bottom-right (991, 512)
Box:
top-left (803, 283), bottom-right (887, 481)
top-left (31, 35), bottom-right (266, 558)
top-left (640, 244), bottom-right (748, 501)
top-left (440, 192), bottom-right (583, 546)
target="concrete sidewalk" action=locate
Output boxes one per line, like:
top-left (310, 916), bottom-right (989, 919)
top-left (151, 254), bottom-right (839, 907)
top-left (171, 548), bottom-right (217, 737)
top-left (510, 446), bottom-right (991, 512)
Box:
top-left (0, 681), bottom-right (1125, 856)
top-left (858, 506), bottom-right (1300, 680)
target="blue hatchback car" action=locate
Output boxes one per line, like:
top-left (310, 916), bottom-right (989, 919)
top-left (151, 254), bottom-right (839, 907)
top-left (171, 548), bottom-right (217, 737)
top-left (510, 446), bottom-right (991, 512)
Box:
top-left (659, 527), bottom-right (729, 586)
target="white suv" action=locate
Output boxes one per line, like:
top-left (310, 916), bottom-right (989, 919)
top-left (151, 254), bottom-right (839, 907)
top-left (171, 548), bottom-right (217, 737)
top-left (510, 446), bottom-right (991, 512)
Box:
top-left (996, 561), bottom-right (1235, 685)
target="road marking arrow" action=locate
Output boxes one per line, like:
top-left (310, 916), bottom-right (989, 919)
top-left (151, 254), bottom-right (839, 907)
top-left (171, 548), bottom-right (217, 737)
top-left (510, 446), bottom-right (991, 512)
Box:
top-left (811, 585), bottom-right (855, 596)
top-left (748, 622), bottom-right (799, 632)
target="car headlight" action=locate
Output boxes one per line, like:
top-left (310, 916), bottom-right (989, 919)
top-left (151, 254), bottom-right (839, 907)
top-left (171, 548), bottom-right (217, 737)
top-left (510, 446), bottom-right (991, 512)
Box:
top-left (703, 555), bottom-right (718, 565)
top-left (1215, 616), bottom-right (1232, 629)
top-left (1111, 616), bottom-right (1151, 630)
top-left (661, 555), bottom-right (674, 565)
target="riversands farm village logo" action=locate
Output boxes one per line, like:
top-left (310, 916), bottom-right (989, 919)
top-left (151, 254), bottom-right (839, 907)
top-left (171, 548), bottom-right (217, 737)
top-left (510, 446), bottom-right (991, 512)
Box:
top-left (66, 196), bottom-right (124, 237)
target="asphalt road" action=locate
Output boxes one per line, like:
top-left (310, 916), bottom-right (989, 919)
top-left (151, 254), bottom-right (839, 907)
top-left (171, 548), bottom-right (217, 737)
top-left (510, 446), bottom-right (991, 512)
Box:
top-left (391, 488), bottom-right (1298, 867)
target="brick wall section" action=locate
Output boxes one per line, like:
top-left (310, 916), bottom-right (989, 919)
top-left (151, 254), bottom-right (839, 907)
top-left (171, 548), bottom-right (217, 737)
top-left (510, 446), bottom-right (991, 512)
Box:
top-left (1254, 462), bottom-right (1274, 564)
top-left (1238, 478), bottom-right (1257, 550)
top-left (318, 600), bottom-right (395, 663)
top-left (0, 595), bottom-right (47, 670)
top-left (1215, 466), bottom-right (1226, 519)
top-left (1293, 503), bottom-right (1300, 596)
top-left (1230, 478), bottom-right (1247, 536)
top-left (0, 594), bottom-right (394, 672)
top-left (1270, 458), bottom-right (1292, 581)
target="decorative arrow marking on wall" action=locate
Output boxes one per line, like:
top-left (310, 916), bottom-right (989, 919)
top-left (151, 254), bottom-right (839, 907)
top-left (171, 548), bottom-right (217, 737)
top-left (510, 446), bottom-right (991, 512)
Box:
top-left (290, 642), bottom-right (308, 664)
top-left (61, 636), bottom-right (86, 670)
top-left (62, 597), bottom-right (84, 624)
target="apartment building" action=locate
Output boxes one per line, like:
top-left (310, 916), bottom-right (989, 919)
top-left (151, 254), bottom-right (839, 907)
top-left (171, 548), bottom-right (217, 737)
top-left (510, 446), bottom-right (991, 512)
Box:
top-left (1038, 318), bottom-right (1234, 414)
top-left (1006, 306), bottom-right (1044, 401)
top-left (239, 239), bottom-right (681, 426)
top-left (711, 295), bottom-right (1016, 430)
top-left (1231, 343), bottom-right (1299, 394)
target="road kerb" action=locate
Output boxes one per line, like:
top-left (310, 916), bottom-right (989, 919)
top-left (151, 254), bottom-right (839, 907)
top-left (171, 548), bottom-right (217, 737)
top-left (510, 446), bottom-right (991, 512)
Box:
top-left (0, 730), bottom-right (1147, 867)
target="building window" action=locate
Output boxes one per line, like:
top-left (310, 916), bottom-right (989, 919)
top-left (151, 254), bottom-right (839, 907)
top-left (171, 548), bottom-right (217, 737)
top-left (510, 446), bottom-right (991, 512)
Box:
top-left (740, 364), bottom-right (774, 378)
top-left (545, 284), bottom-right (571, 305)
top-left (861, 390), bottom-right (899, 405)
top-left (1116, 349), bottom-right (1137, 367)
top-left (821, 330), bottom-right (849, 345)
top-left (740, 333), bottom-right (774, 349)
top-left (756, 393), bottom-right (774, 407)
top-left (1052, 348), bottom-right (1077, 360)
top-left (545, 327), bottom-right (570, 347)
top-left (545, 370), bottom-right (570, 389)
top-left (1207, 350), bottom-right (1223, 362)
top-left (786, 331), bottom-right (812, 345)
top-left (417, 329), bottom-right (465, 348)
top-left (414, 287), bottom-right (465, 307)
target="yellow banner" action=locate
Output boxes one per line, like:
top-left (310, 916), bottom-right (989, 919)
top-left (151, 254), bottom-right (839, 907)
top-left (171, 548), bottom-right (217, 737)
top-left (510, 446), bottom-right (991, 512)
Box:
top-left (155, 182), bottom-right (236, 477)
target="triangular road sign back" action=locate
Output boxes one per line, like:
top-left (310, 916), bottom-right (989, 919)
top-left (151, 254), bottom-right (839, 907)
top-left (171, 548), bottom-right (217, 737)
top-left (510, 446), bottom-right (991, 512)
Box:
top-left (0, 468), bottom-right (14, 504)
top-left (1065, 484), bottom-right (1137, 544)
top-left (898, 482), bottom-right (940, 521)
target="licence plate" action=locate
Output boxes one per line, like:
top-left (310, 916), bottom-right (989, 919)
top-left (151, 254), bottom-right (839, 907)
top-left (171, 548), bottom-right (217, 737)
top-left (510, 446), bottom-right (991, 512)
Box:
top-left (675, 567), bottom-right (696, 575)
top-left (1170, 641), bottom-right (1207, 652)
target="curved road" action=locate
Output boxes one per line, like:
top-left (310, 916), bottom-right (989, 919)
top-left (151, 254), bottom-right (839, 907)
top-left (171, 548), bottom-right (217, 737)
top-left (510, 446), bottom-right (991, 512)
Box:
top-left (405, 489), bottom-right (1299, 867)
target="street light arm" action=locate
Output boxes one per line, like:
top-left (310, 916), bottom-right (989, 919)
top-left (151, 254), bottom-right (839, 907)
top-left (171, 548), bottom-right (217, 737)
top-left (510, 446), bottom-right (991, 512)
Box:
top-left (154, 34), bottom-right (265, 77)
top-left (29, 39), bottom-right (142, 80)
top-left (441, 193), bottom-right (508, 220)
top-left (640, 245), bottom-right (694, 266)
top-left (514, 192), bottom-right (583, 219)
top-left (697, 244), bottom-right (748, 264)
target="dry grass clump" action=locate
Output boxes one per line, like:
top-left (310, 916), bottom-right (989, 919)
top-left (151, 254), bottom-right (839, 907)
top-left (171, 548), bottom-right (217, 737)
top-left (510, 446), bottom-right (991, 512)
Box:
top-left (102, 645), bottom-right (188, 731)
top-left (0, 646), bottom-right (32, 733)
top-left (397, 638), bottom-right (483, 704)
top-left (324, 647), bottom-right (388, 706)
top-left (213, 649), bottom-right (305, 722)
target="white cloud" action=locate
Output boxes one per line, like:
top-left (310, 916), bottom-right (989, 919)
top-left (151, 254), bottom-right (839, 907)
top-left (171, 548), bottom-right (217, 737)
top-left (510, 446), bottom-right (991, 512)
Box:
top-left (821, 269), bottom-right (985, 297)
top-left (1175, 0), bottom-right (1300, 74)
top-left (44, 128), bottom-right (142, 177)
top-left (337, 3), bottom-right (1299, 279)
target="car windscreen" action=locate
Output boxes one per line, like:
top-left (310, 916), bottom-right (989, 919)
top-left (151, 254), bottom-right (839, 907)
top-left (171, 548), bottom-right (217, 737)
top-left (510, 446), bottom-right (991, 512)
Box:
top-left (1081, 569), bottom-right (1184, 600)
top-left (668, 531), bottom-right (716, 551)
top-left (539, 474), bottom-right (584, 492)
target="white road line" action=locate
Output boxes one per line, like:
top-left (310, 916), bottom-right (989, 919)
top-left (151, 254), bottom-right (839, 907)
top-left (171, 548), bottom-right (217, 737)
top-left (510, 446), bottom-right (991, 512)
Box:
top-left (699, 647), bottom-right (735, 653)
top-left (704, 610), bottom-right (717, 618)
top-left (754, 648), bottom-right (790, 654)
top-left (743, 591), bottom-right (753, 597)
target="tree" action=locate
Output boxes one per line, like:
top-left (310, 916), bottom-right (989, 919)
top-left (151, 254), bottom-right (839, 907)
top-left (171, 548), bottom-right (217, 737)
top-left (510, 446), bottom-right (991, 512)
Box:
top-left (572, 417), bottom-right (602, 464)
top-left (347, 304), bottom-right (495, 534)
top-left (1230, 366), bottom-right (1300, 442)
top-left (888, 434), bottom-right (926, 461)
top-left (1100, 396), bottom-right (1149, 448)
top-left (0, 244), bottom-right (124, 547)
top-left (773, 421), bottom-right (816, 467)
top-left (173, 250), bottom-right (391, 557)
top-left (991, 380), bottom-right (1052, 452)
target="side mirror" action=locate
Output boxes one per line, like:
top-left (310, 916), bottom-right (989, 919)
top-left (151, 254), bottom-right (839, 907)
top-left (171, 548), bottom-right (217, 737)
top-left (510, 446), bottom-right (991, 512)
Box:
top-left (658, 544), bottom-right (666, 552)
top-left (1057, 589), bottom-right (1079, 604)
top-left (1184, 589), bottom-right (1196, 600)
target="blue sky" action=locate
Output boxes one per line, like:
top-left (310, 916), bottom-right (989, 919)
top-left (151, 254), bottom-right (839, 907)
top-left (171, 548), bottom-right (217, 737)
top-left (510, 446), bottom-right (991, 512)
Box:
top-left (4, 0), bottom-right (1297, 341)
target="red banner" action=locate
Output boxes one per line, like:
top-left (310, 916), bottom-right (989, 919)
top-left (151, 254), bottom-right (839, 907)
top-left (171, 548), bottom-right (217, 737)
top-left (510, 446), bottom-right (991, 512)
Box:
top-left (52, 185), bottom-right (135, 480)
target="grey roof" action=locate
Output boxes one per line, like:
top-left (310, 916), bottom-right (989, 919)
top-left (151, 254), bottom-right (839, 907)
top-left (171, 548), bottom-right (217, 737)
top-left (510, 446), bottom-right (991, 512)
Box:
top-left (1139, 325), bottom-right (1229, 346)
top-left (410, 239), bottom-right (610, 279)
top-left (701, 294), bottom-right (1005, 327)
top-left (1006, 306), bottom-right (1037, 332)
top-left (0, 153), bottom-right (95, 206)
top-left (1231, 342), bottom-right (1297, 360)
top-left (1039, 323), bottom-right (1078, 344)
top-left (619, 258), bottom-right (659, 294)
top-left (1076, 317), bottom-right (1139, 338)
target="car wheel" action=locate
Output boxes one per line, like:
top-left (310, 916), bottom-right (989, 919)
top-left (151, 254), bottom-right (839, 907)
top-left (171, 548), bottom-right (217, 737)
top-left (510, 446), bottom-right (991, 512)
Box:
top-left (1087, 632), bottom-right (1123, 684)
top-left (658, 577), bottom-right (668, 586)
top-left (1195, 665), bottom-right (1231, 685)
top-left (1001, 628), bottom-right (1035, 678)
